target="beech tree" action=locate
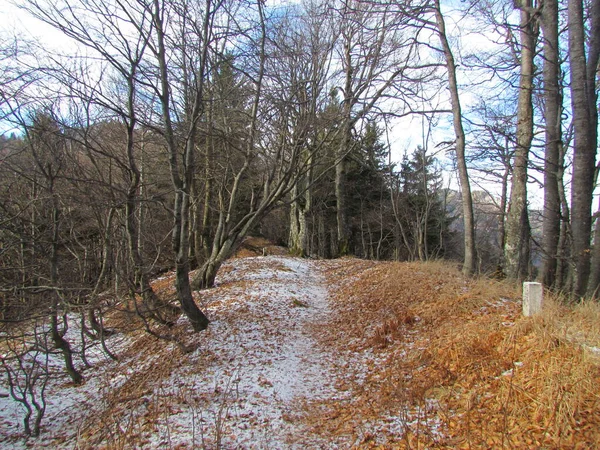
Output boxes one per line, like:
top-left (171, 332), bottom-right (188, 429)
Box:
top-left (503, 0), bottom-right (538, 280)
top-left (539, 0), bottom-right (562, 288)
top-left (283, 2), bottom-right (335, 257)
top-left (568, 0), bottom-right (599, 297)
top-left (332, 0), bottom-right (434, 256)
top-left (187, 1), bottom-right (345, 288)
top-left (432, 0), bottom-right (477, 275)
top-left (149, 0), bottom-right (213, 329)
top-left (582, 0), bottom-right (600, 297)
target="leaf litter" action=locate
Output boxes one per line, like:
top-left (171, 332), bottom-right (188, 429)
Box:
top-left (2, 253), bottom-right (600, 448)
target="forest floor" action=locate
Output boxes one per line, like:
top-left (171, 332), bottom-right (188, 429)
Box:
top-left (2, 238), bottom-right (600, 448)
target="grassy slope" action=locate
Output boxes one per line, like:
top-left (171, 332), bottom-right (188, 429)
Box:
top-left (311, 258), bottom-right (600, 448)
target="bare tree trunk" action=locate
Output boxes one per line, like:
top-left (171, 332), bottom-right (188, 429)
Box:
top-left (123, 72), bottom-right (167, 323)
top-left (391, 176), bottom-right (415, 261)
top-left (317, 213), bottom-right (326, 258)
top-left (49, 186), bottom-right (82, 384)
top-left (584, 0), bottom-right (600, 296)
top-left (191, 0), bottom-right (269, 290)
top-left (540, 0), bottom-right (562, 288)
top-left (87, 208), bottom-right (115, 338)
top-left (499, 141), bottom-right (511, 252)
top-left (556, 138), bottom-right (571, 290)
top-left (200, 106), bottom-right (215, 265)
top-left (568, 0), bottom-right (597, 297)
top-left (504, 1), bottom-right (536, 280)
top-left (589, 202), bottom-right (600, 296)
top-left (153, 0), bottom-right (210, 331)
top-left (434, 0), bottom-right (476, 275)
top-left (336, 19), bottom-right (356, 258)
top-left (336, 114), bottom-right (352, 257)
top-left (289, 146), bottom-right (313, 257)
top-left (192, 100), bottom-right (215, 269)
top-left (289, 183), bottom-right (309, 256)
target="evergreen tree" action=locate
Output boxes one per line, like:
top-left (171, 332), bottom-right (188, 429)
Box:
top-left (393, 147), bottom-right (451, 261)
top-left (346, 122), bottom-right (394, 259)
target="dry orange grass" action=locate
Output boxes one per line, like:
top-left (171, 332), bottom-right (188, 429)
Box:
top-left (317, 259), bottom-right (600, 448)
top-left (232, 236), bottom-right (289, 258)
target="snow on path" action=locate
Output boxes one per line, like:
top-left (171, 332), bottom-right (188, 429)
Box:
top-left (1, 255), bottom-right (345, 449)
top-left (162, 255), bottom-right (341, 448)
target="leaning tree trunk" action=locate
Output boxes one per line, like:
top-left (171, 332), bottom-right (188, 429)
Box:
top-left (49, 188), bottom-right (82, 384)
top-left (504, 2), bottom-right (536, 280)
top-left (434, 0), bottom-right (476, 275)
top-left (568, 0), bottom-right (596, 297)
top-left (191, 0), bottom-right (269, 291)
top-left (173, 185), bottom-right (210, 330)
top-left (153, 0), bottom-right (210, 331)
top-left (195, 237), bottom-right (236, 290)
top-left (540, 0), bottom-right (562, 288)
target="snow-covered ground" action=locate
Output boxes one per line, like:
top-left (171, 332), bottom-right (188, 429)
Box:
top-left (0, 256), bottom-right (350, 448)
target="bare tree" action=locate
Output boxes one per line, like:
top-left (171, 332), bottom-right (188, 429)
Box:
top-left (149, 0), bottom-right (212, 329)
top-left (20, 0), bottom-right (178, 325)
top-left (583, 0), bottom-right (600, 297)
top-left (190, 0), bottom-right (323, 288)
top-left (264, 2), bottom-right (336, 257)
top-left (503, 0), bottom-right (538, 280)
top-left (332, 0), bottom-right (436, 256)
top-left (26, 113), bottom-right (83, 384)
top-left (432, 0), bottom-right (477, 275)
top-left (539, 0), bottom-right (562, 288)
top-left (568, 0), bottom-right (599, 297)
top-left (1, 323), bottom-right (50, 437)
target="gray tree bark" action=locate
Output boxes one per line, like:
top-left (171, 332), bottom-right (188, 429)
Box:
top-left (540, 0), bottom-right (562, 288)
top-left (504, 1), bottom-right (536, 280)
top-left (289, 183), bottom-right (310, 256)
top-left (584, 0), bottom-right (600, 297)
top-left (153, 0), bottom-right (210, 331)
top-left (568, 0), bottom-right (597, 297)
top-left (336, 30), bottom-right (354, 257)
top-left (434, 0), bottom-right (476, 276)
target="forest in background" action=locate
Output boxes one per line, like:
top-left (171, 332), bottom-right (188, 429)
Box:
top-left (0, 0), bottom-right (599, 433)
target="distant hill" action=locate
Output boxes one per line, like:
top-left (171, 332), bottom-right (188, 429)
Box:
top-left (442, 188), bottom-right (543, 270)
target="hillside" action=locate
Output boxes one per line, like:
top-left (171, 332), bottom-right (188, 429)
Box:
top-left (1, 250), bottom-right (600, 448)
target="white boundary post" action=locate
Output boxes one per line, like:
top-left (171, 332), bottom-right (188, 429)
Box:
top-left (523, 282), bottom-right (543, 316)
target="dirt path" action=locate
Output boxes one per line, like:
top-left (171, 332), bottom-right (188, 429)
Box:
top-left (2, 256), bottom-right (351, 449)
top-left (189, 256), bottom-right (343, 448)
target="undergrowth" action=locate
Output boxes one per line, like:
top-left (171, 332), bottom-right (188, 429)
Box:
top-left (319, 259), bottom-right (600, 448)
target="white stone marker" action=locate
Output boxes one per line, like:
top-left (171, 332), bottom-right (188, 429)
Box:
top-left (523, 282), bottom-right (543, 316)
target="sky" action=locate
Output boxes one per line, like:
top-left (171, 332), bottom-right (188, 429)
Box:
top-left (0, 0), bottom-right (545, 208)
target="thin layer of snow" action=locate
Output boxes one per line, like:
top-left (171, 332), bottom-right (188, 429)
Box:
top-left (157, 256), bottom-right (342, 448)
top-left (0, 256), bottom-right (348, 448)
top-left (0, 328), bottom-right (125, 448)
